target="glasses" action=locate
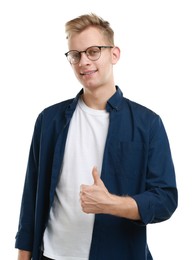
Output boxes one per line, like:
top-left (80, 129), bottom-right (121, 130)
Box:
top-left (65, 45), bottom-right (113, 64)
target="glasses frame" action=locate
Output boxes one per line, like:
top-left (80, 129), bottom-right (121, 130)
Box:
top-left (65, 45), bottom-right (113, 64)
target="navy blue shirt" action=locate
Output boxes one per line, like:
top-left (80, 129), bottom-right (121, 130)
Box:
top-left (15, 86), bottom-right (178, 259)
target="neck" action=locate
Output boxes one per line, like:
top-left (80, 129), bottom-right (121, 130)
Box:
top-left (82, 85), bottom-right (116, 110)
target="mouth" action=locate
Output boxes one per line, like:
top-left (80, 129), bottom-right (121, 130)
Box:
top-left (80, 69), bottom-right (97, 76)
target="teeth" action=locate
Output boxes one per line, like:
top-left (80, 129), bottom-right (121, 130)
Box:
top-left (81, 71), bottom-right (95, 75)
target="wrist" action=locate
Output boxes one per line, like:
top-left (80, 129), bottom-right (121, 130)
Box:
top-left (17, 250), bottom-right (32, 260)
top-left (107, 194), bottom-right (140, 220)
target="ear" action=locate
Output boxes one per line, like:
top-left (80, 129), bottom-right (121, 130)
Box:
top-left (111, 46), bottom-right (120, 64)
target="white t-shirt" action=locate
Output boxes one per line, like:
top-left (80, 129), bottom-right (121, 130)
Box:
top-left (42, 97), bottom-right (109, 260)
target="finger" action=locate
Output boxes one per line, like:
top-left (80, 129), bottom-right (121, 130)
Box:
top-left (92, 166), bottom-right (104, 186)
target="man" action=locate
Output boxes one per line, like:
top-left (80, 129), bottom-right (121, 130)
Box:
top-left (15, 13), bottom-right (178, 260)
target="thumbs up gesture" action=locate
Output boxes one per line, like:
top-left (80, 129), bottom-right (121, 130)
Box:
top-left (80, 166), bottom-right (113, 214)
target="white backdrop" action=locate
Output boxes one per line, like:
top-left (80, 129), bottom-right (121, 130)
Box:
top-left (0, 0), bottom-right (191, 259)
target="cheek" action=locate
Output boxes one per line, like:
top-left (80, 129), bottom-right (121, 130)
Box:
top-left (103, 54), bottom-right (114, 69)
top-left (101, 62), bottom-right (113, 76)
top-left (72, 66), bottom-right (80, 78)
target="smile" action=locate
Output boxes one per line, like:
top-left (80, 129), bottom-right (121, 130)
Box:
top-left (80, 70), bottom-right (97, 76)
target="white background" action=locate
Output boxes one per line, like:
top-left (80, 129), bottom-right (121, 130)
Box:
top-left (0, 0), bottom-right (192, 259)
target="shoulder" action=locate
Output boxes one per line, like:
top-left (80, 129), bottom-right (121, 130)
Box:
top-left (43, 98), bottom-right (74, 114)
top-left (123, 97), bottom-right (159, 120)
top-left (32, 98), bottom-right (76, 131)
top-left (122, 97), bottom-right (166, 138)
top-left (39, 98), bottom-right (74, 118)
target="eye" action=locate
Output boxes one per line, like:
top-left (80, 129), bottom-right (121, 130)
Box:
top-left (87, 47), bottom-right (100, 57)
top-left (71, 51), bottom-right (80, 59)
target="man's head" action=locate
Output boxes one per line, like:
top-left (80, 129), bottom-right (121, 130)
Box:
top-left (64, 13), bottom-right (120, 94)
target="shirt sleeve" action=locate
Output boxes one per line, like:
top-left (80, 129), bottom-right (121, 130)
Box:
top-left (132, 115), bottom-right (178, 225)
top-left (15, 113), bottom-right (42, 250)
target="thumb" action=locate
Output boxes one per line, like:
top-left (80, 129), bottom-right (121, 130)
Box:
top-left (92, 166), bottom-right (103, 186)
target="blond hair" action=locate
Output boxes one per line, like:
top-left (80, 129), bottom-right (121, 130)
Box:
top-left (65, 13), bottom-right (114, 45)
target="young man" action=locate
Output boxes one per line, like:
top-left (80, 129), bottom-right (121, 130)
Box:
top-left (15, 13), bottom-right (178, 260)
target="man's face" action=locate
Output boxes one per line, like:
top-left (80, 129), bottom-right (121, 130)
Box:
top-left (67, 27), bottom-right (118, 91)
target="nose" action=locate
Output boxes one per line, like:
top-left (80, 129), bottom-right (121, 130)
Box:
top-left (78, 52), bottom-right (90, 66)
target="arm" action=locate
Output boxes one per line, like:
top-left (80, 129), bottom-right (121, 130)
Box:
top-left (81, 116), bottom-right (178, 223)
top-left (80, 167), bottom-right (141, 220)
top-left (106, 193), bottom-right (140, 220)
top-left (17, 250), bottom-right (32, 260)
top-left (15, 115), bottom-right (42, 253)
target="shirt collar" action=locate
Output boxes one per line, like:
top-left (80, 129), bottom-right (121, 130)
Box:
top-left (106, 86), bottom-right (124, 112)
top-left (67, 86), bottom-right (123, 113)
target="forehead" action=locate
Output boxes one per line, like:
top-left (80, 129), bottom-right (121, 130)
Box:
top-left (68, 27), bottom-right (107, 50)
